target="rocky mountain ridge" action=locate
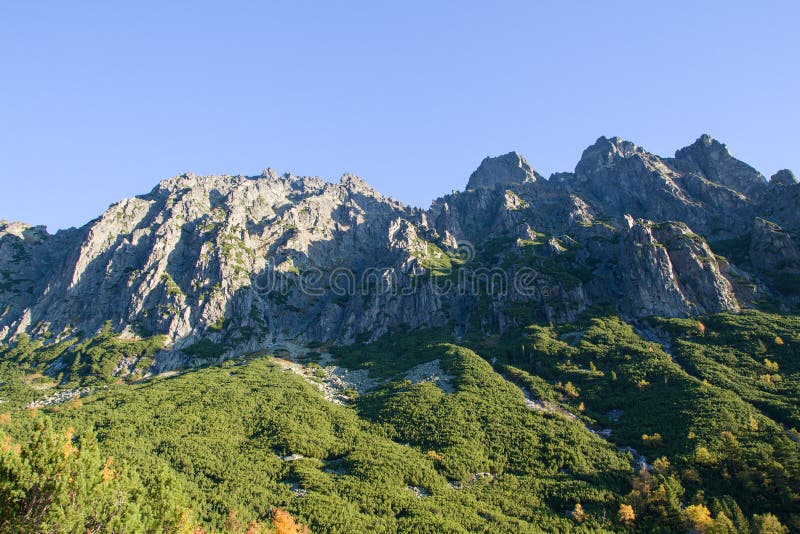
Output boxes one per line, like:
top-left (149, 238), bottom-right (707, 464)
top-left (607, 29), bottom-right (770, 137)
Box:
top-left (1, 135), bottom-right (798, 371)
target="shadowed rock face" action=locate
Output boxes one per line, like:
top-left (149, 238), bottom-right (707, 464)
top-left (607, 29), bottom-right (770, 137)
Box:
top-left (750, 218), bottom-right (800, 275)
top-left (555, 135), bottom-right (762, 236)
top-left (770, 169), bottom-right (797, 187)
top-left (0, 135), bottom-right (797, 370)
top-left (759, 171), bottom-right (800, 234)
top-left (571, 136), bottom-right (701, 222)
top-left (673, 134), bottom-right (768, 198)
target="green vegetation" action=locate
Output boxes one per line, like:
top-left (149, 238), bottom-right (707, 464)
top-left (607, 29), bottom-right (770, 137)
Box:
top-left (208, 316), bottom-right (230, 333)
top-left (182, 338), bottom-right (227, 360)
top-left (354, 343), bottom-right (630, 486)
top-left (0, 412), bottom-right (194, 532)
top-left (708, 235), bottom-right (751, 265)
top-left (649, 311), bottom-right (800, 432)
top-left (414, 241), bottom-right (462, 277)
top-left (161, 273), bottom-right (184, 297)
top-left (0, 310), bottom-right (797, 532)
top-left (0, 323), bottom-right (166, 389)
top-left (220, 233), bottom-right (255, 276)
top-left (769, 272), bottom-right (800, 296)
top-left (466, 311), bottom-right (799, 531)
top-left (2, 356), bottom-right (622, 532)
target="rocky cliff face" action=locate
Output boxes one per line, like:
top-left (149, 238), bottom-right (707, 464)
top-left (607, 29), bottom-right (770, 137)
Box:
top-left (1, 171), bottom-right (450, 348)
top-left (758, 170), bottom-right (800, 234)
top-left (1, 135), bottom-right (797, 370)
top-left (615, 216), bottom-right (739, 317)
top-left (750, 218), bottom-right (800, 275)
top-left (554, 136), bottom-right (761, 236)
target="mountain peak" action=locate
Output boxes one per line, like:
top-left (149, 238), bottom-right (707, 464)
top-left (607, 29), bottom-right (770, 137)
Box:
top-left (340, 173), bottom-right (376, 194)
top-left (574, 136), bottom-right (644, 177)
top-left (697, 133), bottom-right (721, 147)
top-left (261, 167), bottom-right (279, 179)
top-left (593, 135), bottom-right (639, 153)
top-left (682, 134), bottom-right (731, 157)
top-left (770, 169), bottom-right (797, 186)
top-left (465, 151), bottom-right (540, 191)
top-left (0, 221), bottom-right (49, 241)
top-left (674, 134), bottom-right (766, 196)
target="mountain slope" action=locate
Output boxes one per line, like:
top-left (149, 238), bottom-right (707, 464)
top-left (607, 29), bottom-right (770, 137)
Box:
top-left (1, 135), bottom-right (799, 532)
top-left (2, 310), bottom-right (798, 531)
top-left (1, 135), bottom-right (797, 376)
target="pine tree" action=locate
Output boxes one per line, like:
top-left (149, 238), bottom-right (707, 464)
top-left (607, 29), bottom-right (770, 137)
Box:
top-left (0, 413), bottom-right (193, 533)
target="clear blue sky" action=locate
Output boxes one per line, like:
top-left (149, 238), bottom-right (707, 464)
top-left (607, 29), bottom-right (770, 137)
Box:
top-left (1, 1), bottom-right (798, 231)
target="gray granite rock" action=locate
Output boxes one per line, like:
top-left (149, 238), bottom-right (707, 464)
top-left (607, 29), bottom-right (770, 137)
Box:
top-left (2, 134), bottom-right (796, 374)
top-left (466, 152), bottom-right (541, 191)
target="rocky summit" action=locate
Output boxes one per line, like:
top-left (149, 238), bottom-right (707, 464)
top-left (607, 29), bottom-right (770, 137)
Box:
top-left (465, 151), bottom-right (542, 190)
top-left (0, 135), bottom-right (797, 371)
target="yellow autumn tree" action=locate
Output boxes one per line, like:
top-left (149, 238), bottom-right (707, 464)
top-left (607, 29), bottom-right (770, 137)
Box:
top-left (571, 503), bottom-right (587, 523)
top-left (642, 433), bottom-right (663, 447)
top-left (426, 449), bottom-right (444, 463)
top-left (696, 321), bottom-right (706, 335)
top-left (271, 509), bottom-right (310, 534)
top-left (684, 504), bottom-right (713, 533)
top-left (694, 446), bottom-right (717, 466)
top-left (618, 504), bottom-right (635, 525)
top-left (652, 456), bottom-right (670, 474)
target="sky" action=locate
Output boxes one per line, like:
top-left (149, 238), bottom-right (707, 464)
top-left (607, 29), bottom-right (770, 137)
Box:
top-left (1, 1), bottom-right (798, 231)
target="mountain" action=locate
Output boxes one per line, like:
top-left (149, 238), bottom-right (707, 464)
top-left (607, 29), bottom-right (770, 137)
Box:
top-left (1, 135), bottom-right (799, 532)
top-left (1, 135), bottom-right (797, 370)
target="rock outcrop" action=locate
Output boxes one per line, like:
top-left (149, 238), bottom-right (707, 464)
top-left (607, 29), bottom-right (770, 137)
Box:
top-left (758, 171), bottom-right (800, 233)
top-left (556, 135), bottom-right (758, 236)
top-left (749, 218), bottom-right (800, 275)
top-left (769, 169), bottom-right (797, 187)
top-left (615, 216), bottom-right (739, 317)
top-left (466, 152), bottom-right (541, 191)
top-left (0, 134), bottom-right (796, 372)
